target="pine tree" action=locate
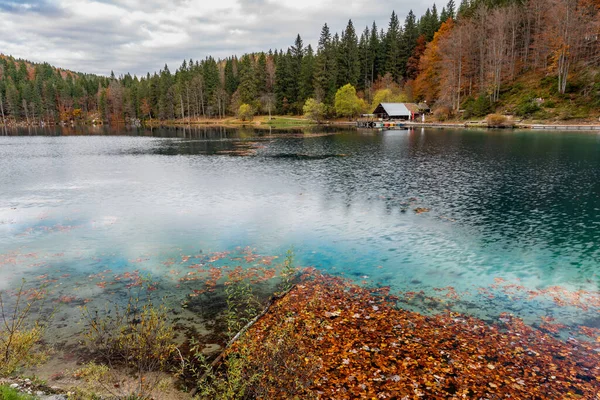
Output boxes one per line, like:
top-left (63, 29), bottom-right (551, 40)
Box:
top-left (369, 22), bottom-right (381, 85)
top-left (446, 0), bottom-right (456, 20)
top-left (224, 58), bottom-right (239, 95)
top-left (289, 34), bottom-right (304, 108)
top-left (299, 45), bottom-right (315, 101)
top-left (314, 23), bottom-right (335, 103)
top-left (238, 55), bottom-right (258, 106)
top-left (255, 53), bottom-right (268, 95)
top-left (384, 11), bottom-right (403, 82)
top-left (337, 20), bottom-right (360, 88)
top-left (401, 10), bottom-right (419, 80)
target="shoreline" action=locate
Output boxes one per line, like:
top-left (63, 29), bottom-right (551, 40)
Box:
top-left (4, 262), bottom-right (600, 399)
top-left (400, 121), bottom-right (600, 131)
top-left (3, 118), bottom-right (600, 133)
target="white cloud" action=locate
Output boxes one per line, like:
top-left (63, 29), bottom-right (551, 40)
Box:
top-left (0, 0), bottom-right (436, 76)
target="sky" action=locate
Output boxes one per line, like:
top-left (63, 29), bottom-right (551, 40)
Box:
top-left (0, 0), bottom-right (435, 77)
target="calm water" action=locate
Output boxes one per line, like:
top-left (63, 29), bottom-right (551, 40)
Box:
top-left (1, 125), bottom-right (600, 344)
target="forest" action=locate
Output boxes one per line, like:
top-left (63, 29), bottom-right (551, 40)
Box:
top-left (0, 0), bottom-right (599, 125)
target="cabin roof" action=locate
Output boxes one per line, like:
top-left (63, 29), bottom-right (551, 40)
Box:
top-left (374, 103), bottom-right (411, 117)
top-left (404, 103), bottom-right (421, 113)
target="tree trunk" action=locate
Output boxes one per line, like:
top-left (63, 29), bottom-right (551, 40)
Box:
top-left (0, 93), bottom-right (6, 127)
top-left (22, 99), bottom-right (30, 125)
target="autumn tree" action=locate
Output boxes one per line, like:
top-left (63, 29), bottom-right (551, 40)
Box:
top-left (303, 98), bottom-right (326, 122)
top-left (335, 84), bottom-right (363, 118)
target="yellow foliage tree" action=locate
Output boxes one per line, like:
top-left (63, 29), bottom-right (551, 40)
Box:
top-left (370, 89), bottom-right (408, 112)
top-left (334, 84), bottom-right (363, 119)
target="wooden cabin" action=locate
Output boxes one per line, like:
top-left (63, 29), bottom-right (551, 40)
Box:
top-left (373, 103), bottom-right (424, 121)
top-left (373, 103), bottom-right (411, 120)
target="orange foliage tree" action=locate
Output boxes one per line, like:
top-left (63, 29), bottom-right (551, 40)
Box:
top-left (414, 19), bottom-right (455, 104)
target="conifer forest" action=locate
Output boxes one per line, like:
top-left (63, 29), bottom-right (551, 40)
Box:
top-left (0, 0), bottom-right (599, 125)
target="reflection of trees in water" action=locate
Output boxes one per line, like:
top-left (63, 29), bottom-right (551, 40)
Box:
top-left (313, 129), bottom-right (600, 281)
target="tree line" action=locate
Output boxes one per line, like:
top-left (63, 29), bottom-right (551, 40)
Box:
top-left (413, 0), bottom-right (600, 119)
top-left (0, 0), bottom-right (598, 125)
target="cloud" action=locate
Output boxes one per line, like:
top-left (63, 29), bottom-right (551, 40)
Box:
top-left (0, 0), bottom-right (62, 14)
top-left (0, 0), bottom-right (435, 76)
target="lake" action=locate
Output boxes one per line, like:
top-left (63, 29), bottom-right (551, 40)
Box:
top-left (1, 125), bottom-right (599, 352)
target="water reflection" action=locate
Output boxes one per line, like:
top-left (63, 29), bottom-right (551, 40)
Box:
top-left (0, 126), bottom-right (599, 331)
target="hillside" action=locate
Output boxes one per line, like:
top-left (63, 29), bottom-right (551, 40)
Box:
top-left (0, 0), bottom-right (599, 126)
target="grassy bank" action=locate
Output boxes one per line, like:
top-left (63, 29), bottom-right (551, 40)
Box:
top-left (144, 115), bottom-right (319, 129)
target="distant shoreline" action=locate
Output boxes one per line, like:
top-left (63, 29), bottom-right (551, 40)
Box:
top-left (2, 116), bottom-right (600, 132)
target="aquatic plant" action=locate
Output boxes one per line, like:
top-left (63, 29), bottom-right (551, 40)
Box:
top-left (278, 247), bottom-right (297, 294)
top-left (224, 276), bottom-right (262, 339)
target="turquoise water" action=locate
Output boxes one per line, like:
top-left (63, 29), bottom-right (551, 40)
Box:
top-left (1, 125), bottom-right (600, 344)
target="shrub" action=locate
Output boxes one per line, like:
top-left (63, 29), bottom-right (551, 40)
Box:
top-left (237, 104), bottom-right (254, 121)
top-left (278, 248), bottom-right (296, 294)
top-left (472, 95), bottom-right (492, 117)
top-left (515, 97), bottom-right (540, 117)
top-left (224, 280), bottom-right (261, 339)
top-left (80, 285), bottom-right (178, 398)
top-left (462, 95), bottom-right (492, 118)
top-left (486, 114), bottom-right (514, 128)
top-left (194, 316), bottom-right (315, 399)
top-left (302, 98), bottom-right (326, 123)
top-left (433, 106), bottom-right (451, 121)
top-left (0, 280), bottom-right (50, 376)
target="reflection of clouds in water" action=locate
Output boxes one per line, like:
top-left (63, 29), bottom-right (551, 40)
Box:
top-left (0, 128), bottom-right (599, 331)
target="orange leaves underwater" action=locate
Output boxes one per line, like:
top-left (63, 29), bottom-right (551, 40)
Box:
top-left (231, 270), bottom-right (600, 399)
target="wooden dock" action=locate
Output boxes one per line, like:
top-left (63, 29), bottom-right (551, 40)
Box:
top-left (526, 124), bottom-right (600, 131)
top-left (356, 120), bottom-right (600, 132)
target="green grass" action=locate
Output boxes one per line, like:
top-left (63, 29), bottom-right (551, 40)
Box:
top-left (0, 385), bottom-right (35, 400)
top-left (264, 116), bottom-right (316, 127)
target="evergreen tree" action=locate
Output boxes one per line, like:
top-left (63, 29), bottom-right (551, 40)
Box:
top-left (238, 55), bottom-right (258, 106)
top-left (299, 45), bottom-right (315, 101)
top-left (401, 10), bottom-right (419, 80)
top-left (369, 22), bottom-right (381, 85)
top-left (289, 34), bottom-right (305, 108)
top-left (314, 23), bottom-right (337, 103)
top-left (384, 11), bottom-right (403, 82)
top-left (255, 53), bottom-right (268, 95)
top-left (337, 20), bottom-right (360, 89)
top-left (224, 58), bottom-right (239, 95)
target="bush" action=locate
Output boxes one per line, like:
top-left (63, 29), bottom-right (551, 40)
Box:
top-left (81, 285), bottom-right (178, 398)
top-left (237, 104), bottom-right (254, 121)
top-left (473, 95), bottom-right (492, 117)
top-left (302, 98), bottom-right (326, 123)
top-left (486, 114), bottom-right (514, 128)
top-left (433, 106), bottom-right (451, 121)
top-left (462, 95), bottom-right (492, 118)
top-left (0, 280), bottom-right (50, 376)
top-left (515, 97), bottom-right (540, 117)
